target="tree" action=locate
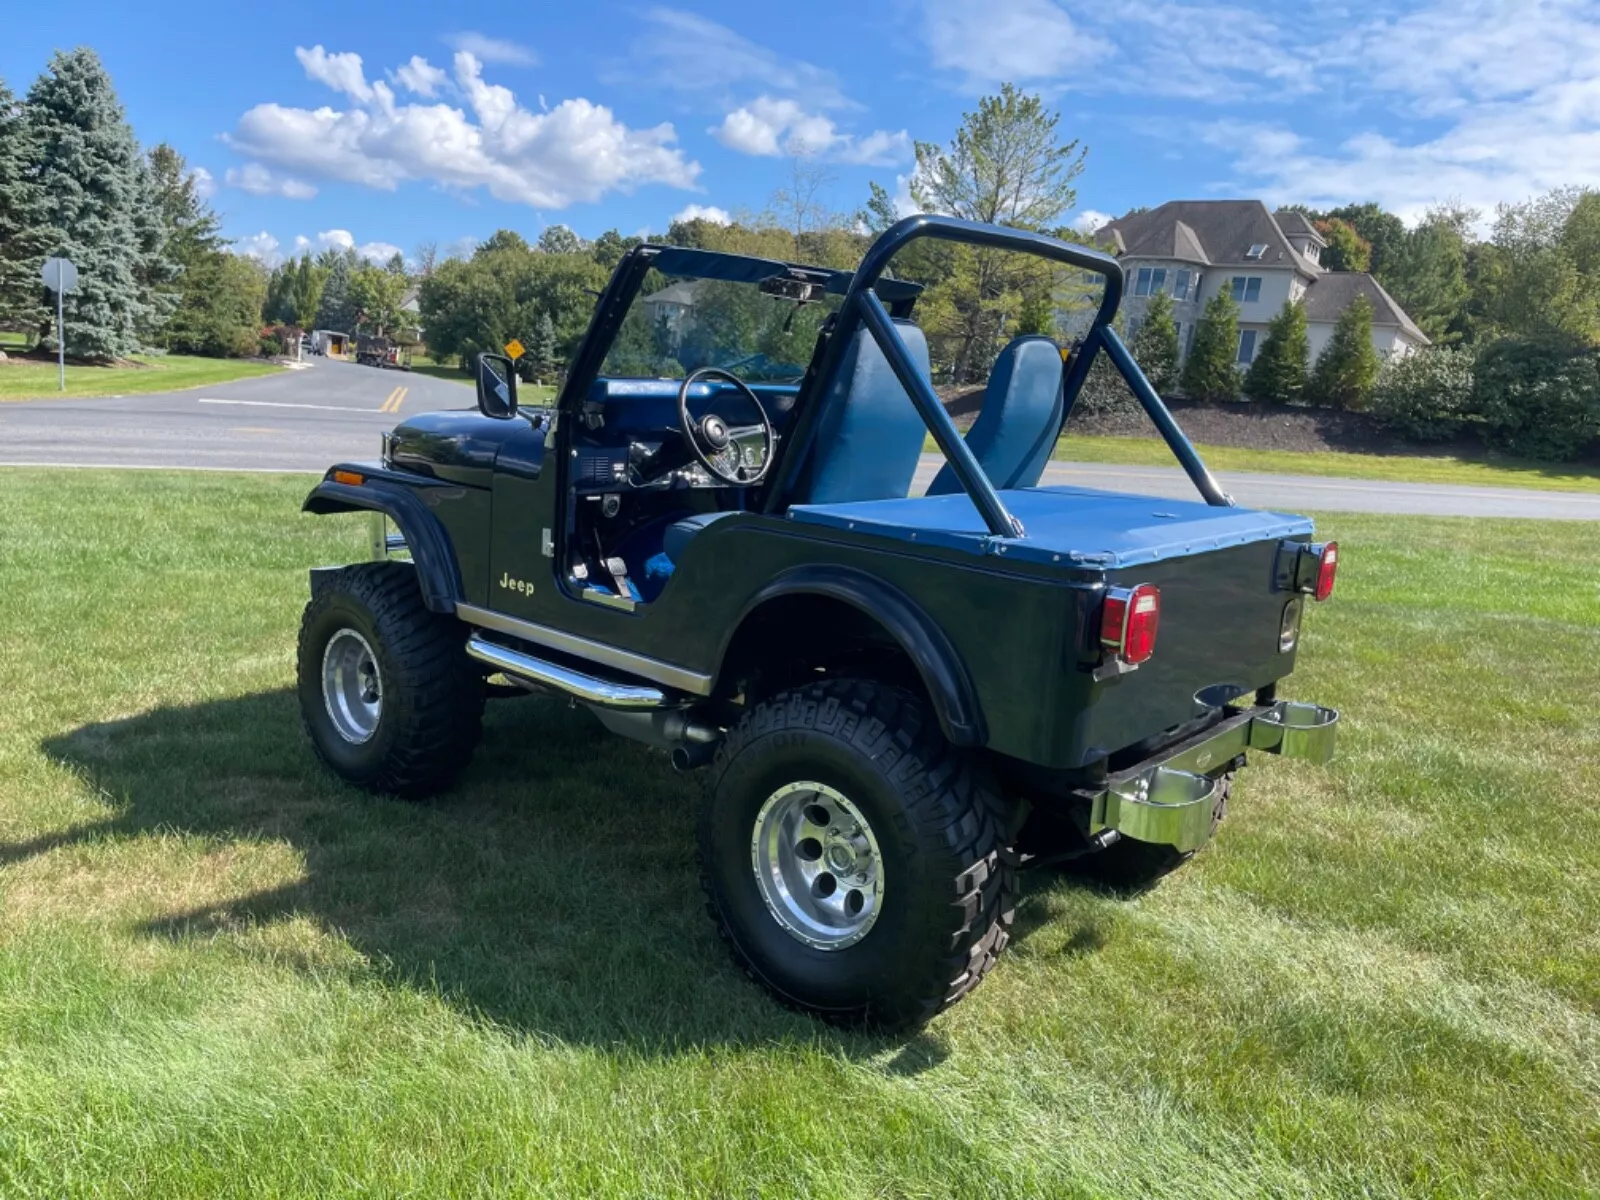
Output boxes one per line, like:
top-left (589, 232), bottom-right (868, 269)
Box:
top-left (1181, 289), bottom-right (1242, 402)
top-left (162, 247), bottom-right (266, 356)
top-left (531, 310), bottom-right (558, 376)
top-left (290, 255), bottom-right (325, 329)
top-left (1470, 189), bottom-right (1598, 344)
top-left (348, 263), bottom-right (408, 335)
top-left (1128, 290), bottom-right (1179, 393)
top-left (591, 228), bottom-right (642, 269)
top-left (1308, 294), bottom-right (1381, 408)
top-left (1385, 203), bottom-right (1472, 345)
top-left (537, 224), bottom-right (583, 255)
top-left (908, 85), bottom-right (1088, 382)
top-left (145, 144), bottom-right (235, 350)
top-left (0, 76), bottom-right (50, 336)
top-left (771, 148), bottom-right (837, 260)
top-left (857, 180), bottom-right (901, 236)
top-left (1243, 300), bottom-right (1309, 402)
top-left (1371, 345), bottom-right (1475, 442)
top-left (1313, 217), bottom-right (1371, 272)
top-left (27, 49), bottom-right (154, 359)
top-left (1326, 203), bottom-right (1408, 278)
top-left (384, 250), bottom-right (407, 276)
top-left (1472, 336), bottom-right (1600, 460)
top-left (315, 253), bottom-right (356, 331)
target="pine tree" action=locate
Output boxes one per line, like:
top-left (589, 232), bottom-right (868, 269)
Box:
top-left (1243, 300), bottom-right (1309, 402)
top-left (532, 310), bottom-right (558, 374)
top-left (26, 49), bottom-right (153, 360)
top-left (315, 253), bottom-right (355, 330)
top-left (1308, 294), bottom-right (1381, 409)
top-left (1181, 289), bottom-right (1242, 402)
top-left (145, 144), bottom-right (222, 350)
top-left (0, 76), bottom-right (50, 336)
top-left (291, 255), bottom-right (325, 329)
top-left (1129, 290), bottom-right (1179, 393)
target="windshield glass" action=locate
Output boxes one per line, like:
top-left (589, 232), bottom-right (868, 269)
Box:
top-left (600, 272), bottom-right (841, 384)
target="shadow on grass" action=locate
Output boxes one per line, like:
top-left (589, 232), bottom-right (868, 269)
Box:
top-left (29, 688), bottom-right (1074, 1061)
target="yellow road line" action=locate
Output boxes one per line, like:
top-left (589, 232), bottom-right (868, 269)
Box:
top-left (381, 385), bottom-right (408, 414)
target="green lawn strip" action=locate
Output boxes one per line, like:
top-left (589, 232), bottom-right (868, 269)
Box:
top-left (0, 355), bottom-right (281, 402)
top-left (406, 362), bottom-right (557, 404)
top-left (1055, 433), bottom-right (1600, 494)
top-left (0, 472), bottom-right (1596, 1197)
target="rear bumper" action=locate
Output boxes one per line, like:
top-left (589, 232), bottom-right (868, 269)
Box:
top-left (1088, 701), bottom-right (1339, 852)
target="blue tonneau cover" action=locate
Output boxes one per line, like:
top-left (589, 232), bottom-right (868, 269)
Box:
top-left (787, 486), bottom-right (1313, 569)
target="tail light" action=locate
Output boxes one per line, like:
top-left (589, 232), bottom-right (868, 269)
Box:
top-left (1101, 584), bottom-right (1160, 665)
top-left (1313, 542), bottom-right (1338, 601)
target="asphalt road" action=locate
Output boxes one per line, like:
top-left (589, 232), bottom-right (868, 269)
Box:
top-left (3, 359), bottom-right (1597, 520)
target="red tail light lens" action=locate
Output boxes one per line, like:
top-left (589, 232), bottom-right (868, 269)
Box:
top-left (1100, 584), bottom-right (1161, 666)
top-left (1314, 541), bottom-right (1338, 601)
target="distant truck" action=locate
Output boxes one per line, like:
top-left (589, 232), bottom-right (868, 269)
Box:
top-left (355, 334), bottom-right (410, 369)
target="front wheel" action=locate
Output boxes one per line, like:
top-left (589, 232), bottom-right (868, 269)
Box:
top-left (698, 680), bottom-right (1015, 1031)
top-left (297, 562), bottom-right (485, 798)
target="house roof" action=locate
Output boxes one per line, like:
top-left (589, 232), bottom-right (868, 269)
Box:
top-left (1301, 272), bottom-right (1430, 344)
top-left (1272, 209), bottom-right (1327, 247)
top-left (1095, 199), bottom-right (1323, 276)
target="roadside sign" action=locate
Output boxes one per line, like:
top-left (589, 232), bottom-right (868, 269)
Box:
top-left (504, 338), bottom-right (525, 360)
top-left (42, 257), bottom-right (78, 293)
top-left (41, 257), bottom-right (77, 393)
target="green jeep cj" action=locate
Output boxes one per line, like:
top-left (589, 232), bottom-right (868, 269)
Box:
top-left (296, 215), bottom-right (1340, 1031)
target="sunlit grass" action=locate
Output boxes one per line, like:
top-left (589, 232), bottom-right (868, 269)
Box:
top-left (1057, 433), bottom-right (1600, 494)
top-left (0, 354), bottom-right (280, 402)
top-left (0, 469), bottom-right (1595, 1197)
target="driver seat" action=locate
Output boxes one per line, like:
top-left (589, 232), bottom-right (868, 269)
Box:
top-left (664, 322), bottom-right (932, 562)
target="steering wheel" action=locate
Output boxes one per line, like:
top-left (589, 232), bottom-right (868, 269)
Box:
top-left (677, 367), bottom-right (777, 486)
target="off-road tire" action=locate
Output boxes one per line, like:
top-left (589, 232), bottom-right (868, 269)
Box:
top-left (297, 562), bottom-right (484, 798)
top-left (1063, 772), bottom-right (1233, 892)
top-left (698, 679), bottom-right (1015, 1032)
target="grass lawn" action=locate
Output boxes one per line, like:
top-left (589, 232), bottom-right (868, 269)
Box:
top-left (1056, 433), bottom-right (1600, 494)
top-left (0, 354), bottom-right (280, 403)
top-left (0, 471), bottom-right (1596, 1198)
top-left (407, 360), bottom-right (558, 404)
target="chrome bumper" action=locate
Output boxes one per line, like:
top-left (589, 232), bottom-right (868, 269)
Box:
top-left (1088, 700), bottom-right (1339, 853)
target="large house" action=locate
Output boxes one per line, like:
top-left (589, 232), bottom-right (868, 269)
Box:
top-left (1093, 200), bottom-right (1428, 370)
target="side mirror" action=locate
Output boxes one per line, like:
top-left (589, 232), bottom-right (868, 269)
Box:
top-left (475, 352), bottom-right (518, 419)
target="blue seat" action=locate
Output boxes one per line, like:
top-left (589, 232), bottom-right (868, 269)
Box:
top-left (926, 336), bottom-right (1064, 495)
top-left (664, 322), bottom-right (932, 562)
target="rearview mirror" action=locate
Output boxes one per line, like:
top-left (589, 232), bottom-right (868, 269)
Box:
top-left (475, 352), bottom-right (518, 419)
top-left (760, 273), bottom-right (826, 305)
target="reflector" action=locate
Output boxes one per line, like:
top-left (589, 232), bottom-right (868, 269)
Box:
top-left (1314, 542), bottom-right (1338, 602)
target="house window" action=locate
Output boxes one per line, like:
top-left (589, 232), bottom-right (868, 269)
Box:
top-left (1237, 329), bottom-right (1257, 363)
top-left (1246, 243), bottom-right (1268, 259)
top-left (1230, 276), bottom-right (1262, 304)
top-left (1173, 321), bottom-right (1182, 349)
top-left (1150, 267), bottom-right (1167, 294)
top-left (1134, 266), bottom-right (1152, 297)
top-left (1186, 324), bottom-right (1196, 356)
top-left (1174, 269), bottom-right (1191, 301)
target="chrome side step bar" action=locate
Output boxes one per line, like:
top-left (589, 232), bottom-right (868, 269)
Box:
top-left (466, 635), bottom-right (669, 710)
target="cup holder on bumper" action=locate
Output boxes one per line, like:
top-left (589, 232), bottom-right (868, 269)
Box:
top-left (1087, 700), bottom-right (1339, 853)
top-left (1250, 700), bottom-right (1340, 764)
top-left (1099, 768), bottom-right (1223, 855)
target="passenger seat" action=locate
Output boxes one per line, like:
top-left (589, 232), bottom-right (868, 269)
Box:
top-left (926, 335), bottom-right (1064, 495)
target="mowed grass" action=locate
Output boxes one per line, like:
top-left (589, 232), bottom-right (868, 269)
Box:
top-left (407, 361), bottom-right (558, 403)
top-left (0, 470), bottom-right (1597, 1198)
top-left (0, 354), bottom-right (280, 402)
top-left (1057, 433), bottom-right (1600, 494)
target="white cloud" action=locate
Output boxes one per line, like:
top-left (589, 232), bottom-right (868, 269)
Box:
top-left (393, 55), bottom-right (448, 97)
top-left (445, 32), bottom-right (537, 66)
top-left (613, 9), bottom-right (848, 108)
top-left (295, 45), bottom-right (375, 102)
top-left (921, 0), bottom-right (1112, 86)
top-left (232, 232), bottom-right (282, 265)
top-left (225, 162), bottom-right (318, 199)
top-left (1071, 209), bottom-right (1113, 234)
top-left (672, 203), bottom-right (731, 225)
top-left (226, 46), bottom-right (699, 209)
top-left (190, 166), bottom-right (216, 200)
top-left (712, 96), bottom-right (911, 165)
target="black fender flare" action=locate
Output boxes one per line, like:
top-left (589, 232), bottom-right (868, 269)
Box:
top-left (302, 477), bottom-right (463, 614)
top-left (724, 564), bottom-right (986, 746)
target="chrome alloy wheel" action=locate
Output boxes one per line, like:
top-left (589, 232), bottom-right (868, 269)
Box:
top-left (751, 782), bottom-right (885, 950)
top-left (322, 628), bottom-right (383, 744)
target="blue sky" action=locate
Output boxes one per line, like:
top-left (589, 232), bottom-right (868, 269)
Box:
top-left (8, 0), bottom-right (1600, 265)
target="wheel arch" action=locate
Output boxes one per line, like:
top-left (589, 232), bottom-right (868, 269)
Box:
top-left (303, 478), bottom-right (463, 614)
top-left (716, 565), bottom-right (986, 747)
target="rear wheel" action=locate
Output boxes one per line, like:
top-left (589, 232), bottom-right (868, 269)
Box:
top-left (297, 562), bottom-right (484, 798)
top-left (699, 679), bottom-right (1015, 1031)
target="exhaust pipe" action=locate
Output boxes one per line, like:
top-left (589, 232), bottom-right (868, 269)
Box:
top-left (466, 635), bottom-right (668, 711)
